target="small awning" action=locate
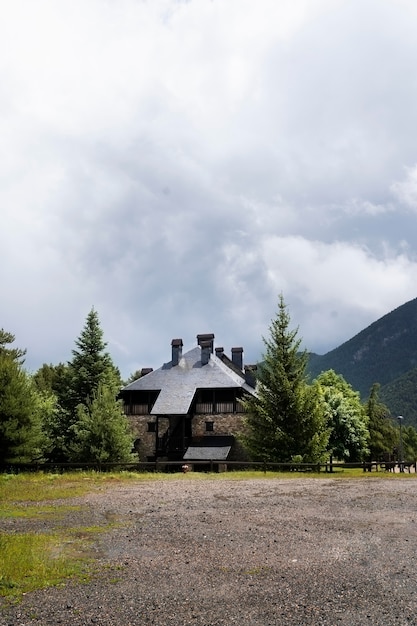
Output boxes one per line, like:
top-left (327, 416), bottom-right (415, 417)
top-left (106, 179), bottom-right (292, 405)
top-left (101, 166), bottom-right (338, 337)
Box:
top-left (183, 446), bottom-right (231, 461)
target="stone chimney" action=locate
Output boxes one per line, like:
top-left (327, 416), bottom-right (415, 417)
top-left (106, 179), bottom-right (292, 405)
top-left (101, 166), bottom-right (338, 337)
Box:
top-left (171, 338), bottom-right (183, 366)
top-left (197, 333), bottom-right (215, 352)
top-left (215, 346), bottom-right (224, 358)
top-left (141, 367), bottom-right (153, 376)
top-left (200, 340), bottom-right (212, 366)
top-left (231, 347), bottom-right (244, 371)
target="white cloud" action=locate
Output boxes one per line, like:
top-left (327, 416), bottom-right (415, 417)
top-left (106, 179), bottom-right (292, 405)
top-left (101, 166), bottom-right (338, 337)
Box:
top-left (391, 165), bottom-right (417, 211)
top-left (218, 235), bottom-right (417, 355)
top-left (2, 0), bottom-right (417, 375)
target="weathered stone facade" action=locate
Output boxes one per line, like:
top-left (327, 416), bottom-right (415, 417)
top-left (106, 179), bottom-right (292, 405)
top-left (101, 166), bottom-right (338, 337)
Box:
top-left (129, 415), bottom-right (168, 461)
top-left (121, 334), bottom-right (257, 465)
top-left (129, 412), bottom-right (250, 462)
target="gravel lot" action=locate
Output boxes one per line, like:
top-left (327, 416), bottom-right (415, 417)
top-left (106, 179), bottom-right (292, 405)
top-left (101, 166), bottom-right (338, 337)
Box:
top-left (2, 476), bottom-right (417, 626)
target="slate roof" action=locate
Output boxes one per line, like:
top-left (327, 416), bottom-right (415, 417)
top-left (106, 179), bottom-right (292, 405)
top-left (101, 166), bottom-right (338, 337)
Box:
top-left (183, 446), bottom-right (231, 461)
top-left (122, 345), bottom-right (255, 416)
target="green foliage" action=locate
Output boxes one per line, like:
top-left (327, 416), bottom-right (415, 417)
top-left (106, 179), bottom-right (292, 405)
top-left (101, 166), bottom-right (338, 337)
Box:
top-left (307, 298), bottom-right (411, 394)
top-left (69, 383), bottom-right (134, 465)
top-left (242, 295), bottom-right (329, 463)
top-left (402, 425), bottom-right (417, 461)
top-left (316, 370), bottom-right (369, 461)
top-left (124, 369), bottom-right (143, 385)
top-left (0, 334), bottom-right (45, 463)
top-left (307, 298), bottom-right (417, 422)
top-left (33, 364), bottom-right (73, 463)
top-left (379, 367), bottom-right (417, 427)
top-left (41, 309), bottom-right (126, 463)
top-left (365, 383), bottom-right (397, 460)
top-left (33, 362), bottom-right (69, 396)
top-left (66, 308), bottom-right (122, 413)
top-left (0, 328), bottom-right (26, 362)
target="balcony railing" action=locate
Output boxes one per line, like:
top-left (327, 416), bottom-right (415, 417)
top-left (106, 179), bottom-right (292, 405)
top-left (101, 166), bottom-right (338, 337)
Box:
top-left (125, 402), bottom-right (246, 416)
top-left (124, 404), bottom-right (149, 415)
top-left (195, 402), bottom-right (245, 414)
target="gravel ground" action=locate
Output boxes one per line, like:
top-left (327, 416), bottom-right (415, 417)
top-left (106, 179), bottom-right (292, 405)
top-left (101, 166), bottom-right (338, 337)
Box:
top-left (2, 476), bottom-right (417, 626)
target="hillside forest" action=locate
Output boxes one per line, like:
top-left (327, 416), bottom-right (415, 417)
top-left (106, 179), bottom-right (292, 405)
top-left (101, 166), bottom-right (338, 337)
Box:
top-left (307, 297), bottom-right (417, 425)
top-left (1, 299), bottom-right (416, 466)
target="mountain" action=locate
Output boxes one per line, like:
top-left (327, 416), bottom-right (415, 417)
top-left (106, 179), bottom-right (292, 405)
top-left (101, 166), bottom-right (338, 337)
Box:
top-left (307, 297), bottom-right (417, 423)
top-left (378, 367), bottom-right (417, 421)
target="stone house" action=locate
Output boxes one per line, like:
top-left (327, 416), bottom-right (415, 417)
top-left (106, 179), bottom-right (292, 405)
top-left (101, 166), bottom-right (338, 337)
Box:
top-left (120, 333), bottom-right (257, 469)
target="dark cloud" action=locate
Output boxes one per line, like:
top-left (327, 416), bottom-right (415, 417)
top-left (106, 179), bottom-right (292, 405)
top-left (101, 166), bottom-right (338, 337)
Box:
top-left (2, 0), bottom-right (417, 377)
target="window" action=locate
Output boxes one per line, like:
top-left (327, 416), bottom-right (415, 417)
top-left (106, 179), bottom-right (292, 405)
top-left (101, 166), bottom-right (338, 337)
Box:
top-left (147, 422), bottom-right (156, 432)
top-left (205, 421), bottom-right (214, 432)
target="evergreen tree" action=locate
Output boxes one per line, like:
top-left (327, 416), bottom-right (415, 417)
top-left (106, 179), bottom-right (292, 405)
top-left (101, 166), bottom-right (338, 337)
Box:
top-left (402, 425), bottom-right (417, 462)
top-left (0, 332), bottom-right (44, 463)
top-left (0, 328), bottom-right (26, 362)
top-left (316, 370), bottom-right (369, 461)
top-left (66, 308), bottom-right (121, 413)
top-left (33, 363), bottom-right (68, 396)
top-left (50, 308), bottom-right (128, 464)
top-left (69, 383), bottom-right (133, 465)
top-left (33, 363), bottom-right (73, 463)
top-left (242, 295), bottom-right (329, 463)
top-left (124, 369), bottom-right (143, 386)
top-left (366, 383), bottom-right (397, 461)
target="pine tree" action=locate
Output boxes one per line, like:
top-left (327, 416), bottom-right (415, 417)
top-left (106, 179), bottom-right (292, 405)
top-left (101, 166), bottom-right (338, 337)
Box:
top-left (0, 332), bottom-right (44, 463)
top-left (69, 383), bottom-right (133, 465)
top-left (32, 363), bottom-right (74, 463)
top-left (0, 328), bottom-right (26, 362)
top-left (242, 295), bottom-right (329, 463)
top-left (66, 308), bottom-right (121, 413)
top-left (53, 308), bottom-right (130, 464)
top-left (366, 383), bottom-right (397, 460)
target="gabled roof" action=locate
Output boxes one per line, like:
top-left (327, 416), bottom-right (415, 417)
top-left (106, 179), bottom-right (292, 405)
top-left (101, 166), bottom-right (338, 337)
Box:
top-left (122, 345), bottom-right (255, 415)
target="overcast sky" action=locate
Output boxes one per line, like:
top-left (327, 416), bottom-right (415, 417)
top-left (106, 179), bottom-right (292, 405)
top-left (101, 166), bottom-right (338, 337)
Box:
top-left (2, 0), bottom-right (417, 378)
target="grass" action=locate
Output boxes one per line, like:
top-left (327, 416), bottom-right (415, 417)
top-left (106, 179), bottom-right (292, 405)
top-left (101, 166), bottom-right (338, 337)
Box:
top-left (0, 503), bottom-right (82, 520)
top-left (0, 473), bottom-right (90, 502)
top-left (0, 472), bottom-right (138, 601)
top-left (0, 528), bottom-right (101, 599)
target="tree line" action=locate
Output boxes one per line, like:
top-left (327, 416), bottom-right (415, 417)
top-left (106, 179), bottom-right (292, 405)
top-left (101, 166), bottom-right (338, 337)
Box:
top-left (0, 309), bottom-right (133, 466)
top-left (242, 295), bottom-right (416, 464)
top-left (1, 298), bottom-right (415, 467)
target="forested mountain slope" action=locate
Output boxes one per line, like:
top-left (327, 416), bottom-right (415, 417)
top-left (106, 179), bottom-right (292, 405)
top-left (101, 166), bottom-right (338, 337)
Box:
top-left (307, 297), bottom-right (417, 422)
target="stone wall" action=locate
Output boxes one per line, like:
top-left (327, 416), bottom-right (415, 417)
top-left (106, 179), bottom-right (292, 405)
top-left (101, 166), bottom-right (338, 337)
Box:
top-left (128, 415), bottom-right (169, 461)
top-left (193, 413), bottom-right (246, 437)
top-left (128, 412), bottom-right (249, 462)
top-left (192, 413), bottom-right (249, 461)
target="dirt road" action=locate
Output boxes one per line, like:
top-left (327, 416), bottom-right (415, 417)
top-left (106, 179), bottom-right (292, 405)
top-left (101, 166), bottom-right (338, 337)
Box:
top-left (2, 476), bottom-right (417, 625)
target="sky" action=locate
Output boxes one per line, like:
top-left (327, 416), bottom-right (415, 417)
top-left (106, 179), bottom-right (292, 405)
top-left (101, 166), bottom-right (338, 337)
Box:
top-left (2, 0), bottom-right (417, 379)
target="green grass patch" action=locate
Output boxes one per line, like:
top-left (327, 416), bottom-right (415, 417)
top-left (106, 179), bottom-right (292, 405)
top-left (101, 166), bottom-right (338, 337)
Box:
top-left (0, 472), bottom-right (138, 601)
top-left (0, 470), bottom-right (154, 504)
top-left (0, 504), bottom-right (82, 520)
top-left (0, 530), bottom-right (96, 600)
top-left (0, 473), bottom-right (92, 503)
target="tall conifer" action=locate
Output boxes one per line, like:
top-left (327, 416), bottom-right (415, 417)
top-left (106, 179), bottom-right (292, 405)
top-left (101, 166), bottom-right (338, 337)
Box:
top-left (67, 308), bottom-right (121, 412)
top-left (0, 331), bottom-right (44, 463)
top-left (55, 309), bottom-right (132, 463)
top-left (242, 295), bottom-right (329, 463)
